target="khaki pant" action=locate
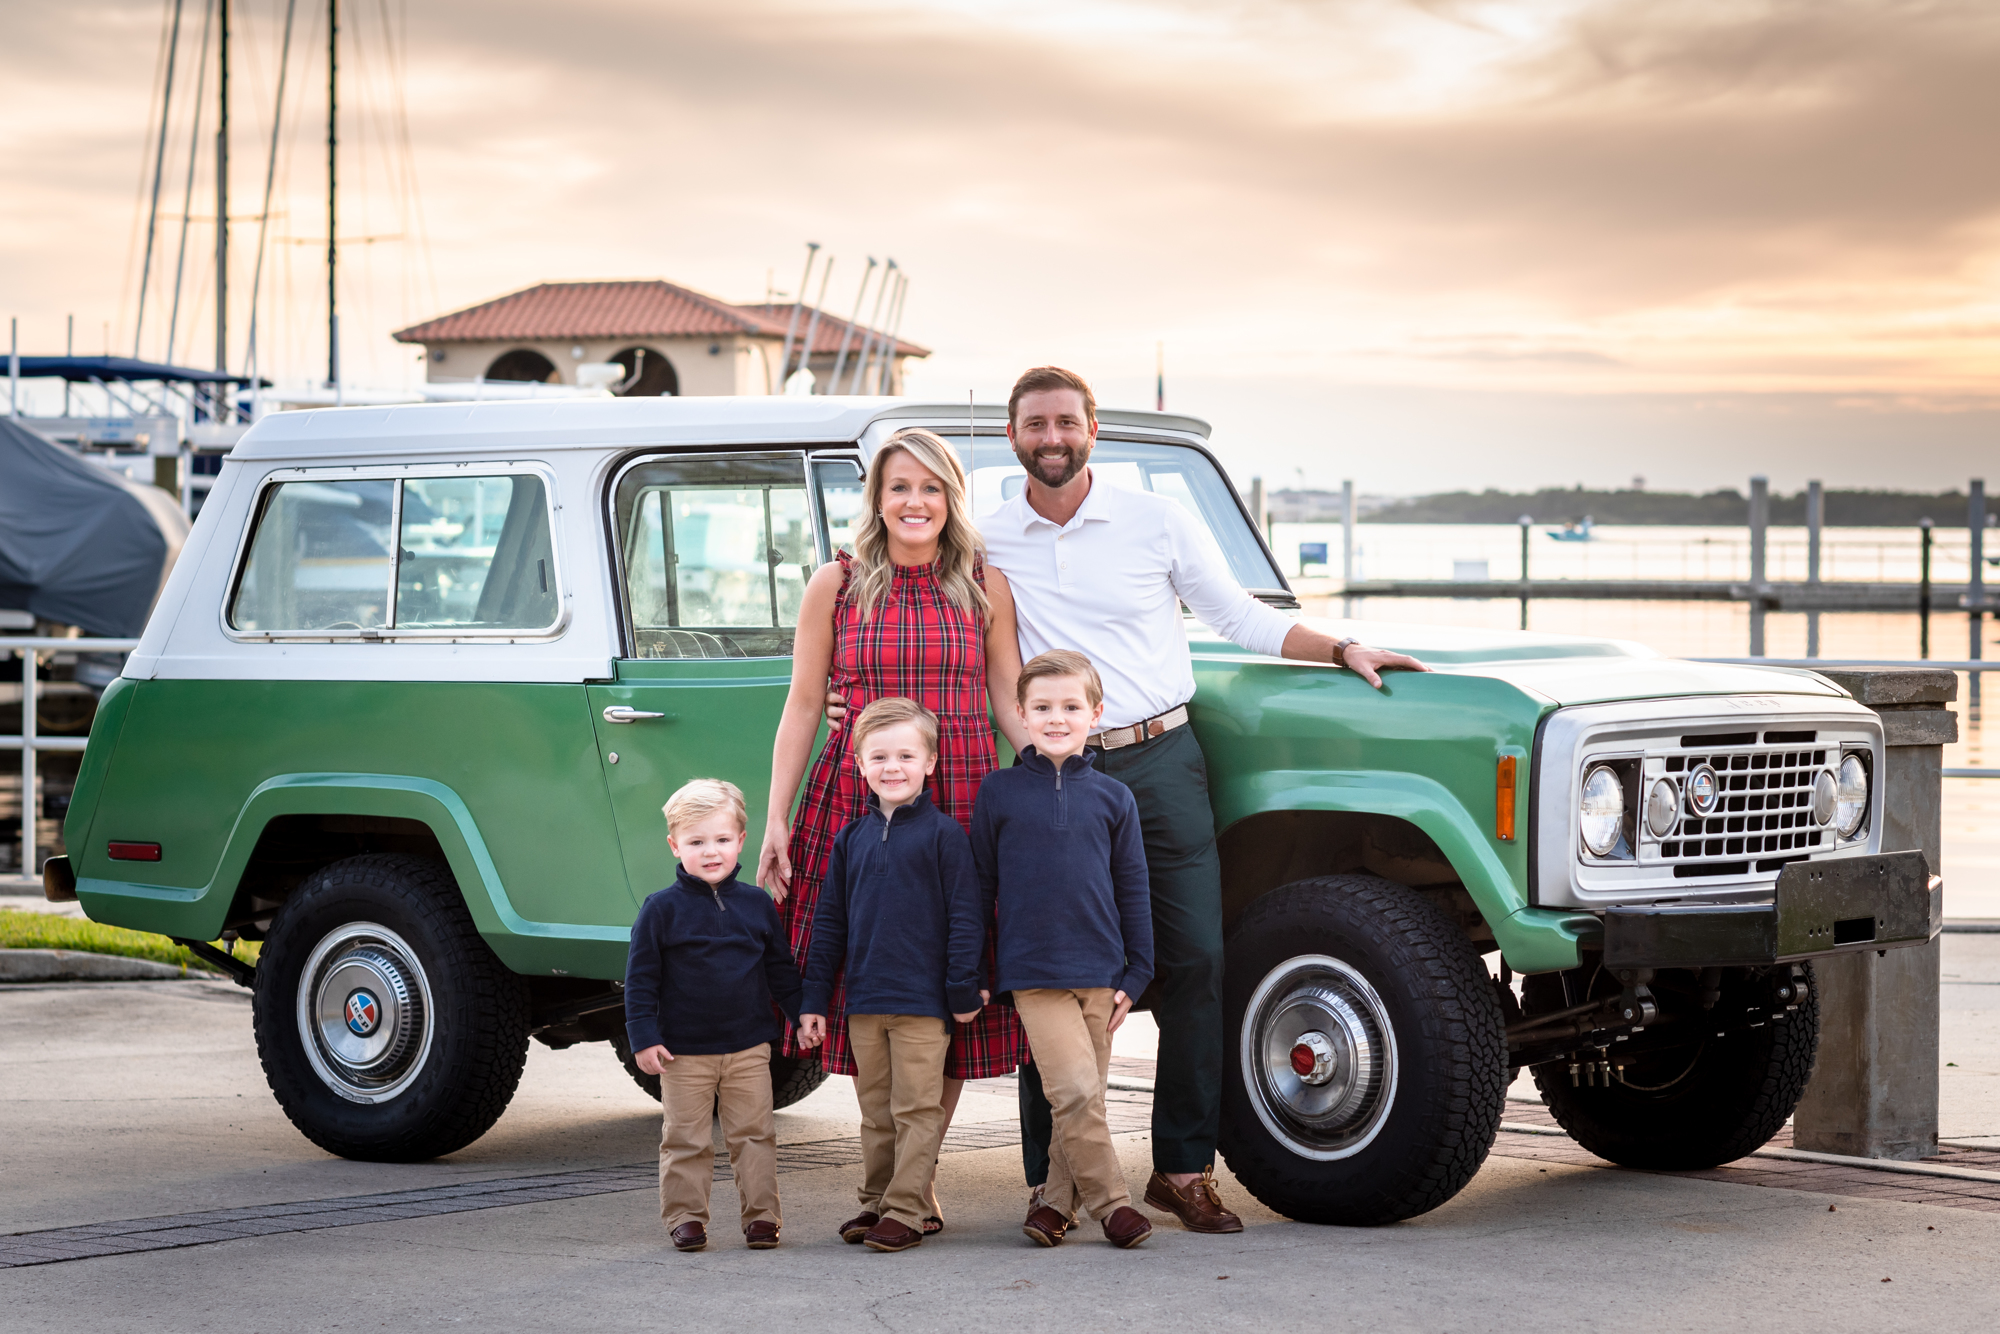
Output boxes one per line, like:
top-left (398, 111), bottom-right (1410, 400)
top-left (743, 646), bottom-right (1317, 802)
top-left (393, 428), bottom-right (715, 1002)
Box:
top-left (847, 1013), bottom-right (951, 1232)
top-left (1013, 988), bottom-right (1130, 1221)
top-left (658, 1043), bottom-right (780, 1233)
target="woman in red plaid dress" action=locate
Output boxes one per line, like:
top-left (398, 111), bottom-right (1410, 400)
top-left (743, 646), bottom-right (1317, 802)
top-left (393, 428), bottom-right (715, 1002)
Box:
top-left (759, 429), bottom-right (1030, 1224)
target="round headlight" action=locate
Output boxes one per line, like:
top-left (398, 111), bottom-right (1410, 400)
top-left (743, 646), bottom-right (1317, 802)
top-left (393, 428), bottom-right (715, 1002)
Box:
top-left (1580, 765), bottom-right (1625, 857)
top-left (1835, 754), bottom-right (1869, 838)
top-left (1812, 769), bottom-right (1837, 826)
top-left (1644, 777), bottom-right (1679, 838)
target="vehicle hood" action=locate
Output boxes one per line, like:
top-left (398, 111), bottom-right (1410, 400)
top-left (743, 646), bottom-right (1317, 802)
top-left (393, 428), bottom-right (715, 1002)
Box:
top-left (1188, 616), bottom-right (1848, 708)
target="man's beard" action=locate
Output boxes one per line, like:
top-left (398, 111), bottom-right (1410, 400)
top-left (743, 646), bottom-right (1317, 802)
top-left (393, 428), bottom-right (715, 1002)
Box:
top-left (1014, 442), bottom-right (1089, 489)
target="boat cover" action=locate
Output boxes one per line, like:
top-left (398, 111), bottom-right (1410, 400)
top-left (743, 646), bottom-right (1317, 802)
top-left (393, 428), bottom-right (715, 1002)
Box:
top-left (0, 417), bottom-right (190, 637)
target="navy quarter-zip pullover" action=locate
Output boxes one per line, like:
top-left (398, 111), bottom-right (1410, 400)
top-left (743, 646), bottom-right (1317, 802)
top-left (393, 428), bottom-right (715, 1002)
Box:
top-left (624, 864), bottom-right (803, 1056)
top-left (971, 747), bottom-right (1154, 998)
top-left (803, 791), bottom-right (986, 1021)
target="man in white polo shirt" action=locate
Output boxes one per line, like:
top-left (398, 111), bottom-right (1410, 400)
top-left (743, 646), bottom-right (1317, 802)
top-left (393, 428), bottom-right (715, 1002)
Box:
top-left (986, 366), bottom-right (1425, 1235)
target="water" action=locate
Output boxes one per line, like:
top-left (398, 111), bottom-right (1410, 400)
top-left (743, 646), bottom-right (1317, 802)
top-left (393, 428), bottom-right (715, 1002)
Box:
top-left (1267, 521), bottom-right (1998, 918)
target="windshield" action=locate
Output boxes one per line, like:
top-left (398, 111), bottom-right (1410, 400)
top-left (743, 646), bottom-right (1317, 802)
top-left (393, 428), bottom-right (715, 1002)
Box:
top-left (929, 435), bottom-right (1287, 592)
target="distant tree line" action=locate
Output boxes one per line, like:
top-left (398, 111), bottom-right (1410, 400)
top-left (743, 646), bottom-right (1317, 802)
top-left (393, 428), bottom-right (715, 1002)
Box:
top-left (1271, 487), bottom-right (1999, 527)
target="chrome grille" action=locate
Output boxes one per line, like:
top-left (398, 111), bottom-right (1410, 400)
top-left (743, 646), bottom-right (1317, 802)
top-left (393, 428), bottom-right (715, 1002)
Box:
top-left (1652, 746), bottom-right (1828, 870)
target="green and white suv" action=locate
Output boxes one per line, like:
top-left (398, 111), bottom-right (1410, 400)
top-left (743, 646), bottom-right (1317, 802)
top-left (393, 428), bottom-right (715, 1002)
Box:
top-left (45, 397), bottom-right (1938, 1224)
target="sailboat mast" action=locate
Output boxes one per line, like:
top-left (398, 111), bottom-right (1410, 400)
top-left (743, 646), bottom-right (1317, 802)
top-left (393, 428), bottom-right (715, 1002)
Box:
top-left (215, 0), bottom-right (229, 384)
top-left (327, 0), bottom-right (338, 389)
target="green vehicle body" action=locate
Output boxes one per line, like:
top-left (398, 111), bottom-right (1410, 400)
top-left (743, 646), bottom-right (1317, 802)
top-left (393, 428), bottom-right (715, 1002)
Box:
top-left (67, 555), bottom-right (1844, 981)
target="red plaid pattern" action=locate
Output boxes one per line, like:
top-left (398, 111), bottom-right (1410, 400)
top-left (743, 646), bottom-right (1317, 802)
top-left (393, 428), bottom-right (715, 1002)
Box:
top-left (781, 553), bottom-right (1028, 1079)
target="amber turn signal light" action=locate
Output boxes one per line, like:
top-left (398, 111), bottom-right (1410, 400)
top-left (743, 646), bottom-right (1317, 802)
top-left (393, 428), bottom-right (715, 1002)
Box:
top-left (1496, 756), bottom-right (1517, 842)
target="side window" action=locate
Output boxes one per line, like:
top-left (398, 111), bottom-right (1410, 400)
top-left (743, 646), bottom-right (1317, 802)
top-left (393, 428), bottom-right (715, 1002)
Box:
top-left (614, 453), bottom-right (814, 659)
top-left (396, 475), bottom-right (558, 629)
top-left (813, 457), bottom-right (864, 557)
top-left (230, 479), bottom-right (396, 632)
top-left (228, 472), bottom-right (560, 635)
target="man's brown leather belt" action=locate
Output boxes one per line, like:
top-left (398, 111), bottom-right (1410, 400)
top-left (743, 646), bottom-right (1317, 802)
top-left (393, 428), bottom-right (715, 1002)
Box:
top-left (1088, 704), bottom-right (1190, 751)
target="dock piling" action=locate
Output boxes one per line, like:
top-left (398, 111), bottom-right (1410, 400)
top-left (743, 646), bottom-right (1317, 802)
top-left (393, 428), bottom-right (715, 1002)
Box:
top-left (1971, 480), bottom-right (1985, 708)
top-left (1919, 519), bottom-right (1934, 658)
top-left (1341, 479), bottom-right (1355, 618)
top-left (1806, 480), bottom-right (1823, 657)
top-left (1748, 476), bottom-right (1769, 656)
top-left (1518, 515), bottom-right (1531, 630)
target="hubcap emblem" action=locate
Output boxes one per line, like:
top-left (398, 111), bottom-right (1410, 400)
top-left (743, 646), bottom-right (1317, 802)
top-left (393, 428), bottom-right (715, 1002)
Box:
top-left (345, 990), bottom-right (381, 1036)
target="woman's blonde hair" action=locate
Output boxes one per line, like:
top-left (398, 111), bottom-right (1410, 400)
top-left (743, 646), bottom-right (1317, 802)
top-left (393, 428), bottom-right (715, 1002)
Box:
top-left (849, 428), bottom-right (988, 623)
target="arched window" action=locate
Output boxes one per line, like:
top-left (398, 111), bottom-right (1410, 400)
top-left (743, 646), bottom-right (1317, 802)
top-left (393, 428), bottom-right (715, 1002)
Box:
top-left (609, 346), bottom-right (679, 397)
top-left (484, 349), bottom-right (557, 383)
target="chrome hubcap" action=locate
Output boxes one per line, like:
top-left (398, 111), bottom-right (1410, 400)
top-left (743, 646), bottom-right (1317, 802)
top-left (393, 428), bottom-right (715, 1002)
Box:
top-left (297, 923), bottom-right (434, 1104)
top-left (1241, 954), bottom-right (1397, 1161)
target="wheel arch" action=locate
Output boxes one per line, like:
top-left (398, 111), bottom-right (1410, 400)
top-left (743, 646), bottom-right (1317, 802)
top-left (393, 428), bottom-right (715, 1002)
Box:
top-left (73, 774), bottom-right (617, 966)
top-left (1211, 770), bottom-right (1586, 973)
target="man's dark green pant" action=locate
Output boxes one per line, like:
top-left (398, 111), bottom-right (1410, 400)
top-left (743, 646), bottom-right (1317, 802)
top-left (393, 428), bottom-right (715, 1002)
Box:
top-left (1019, 724), bottom-right (1225, 1180)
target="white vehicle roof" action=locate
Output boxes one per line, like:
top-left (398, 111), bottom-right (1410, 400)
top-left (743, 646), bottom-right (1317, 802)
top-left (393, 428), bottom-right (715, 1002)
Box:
top-left (130, 397), bottom-right (1220, 685)
top-left (232, 396), bottom-right (1215, 464)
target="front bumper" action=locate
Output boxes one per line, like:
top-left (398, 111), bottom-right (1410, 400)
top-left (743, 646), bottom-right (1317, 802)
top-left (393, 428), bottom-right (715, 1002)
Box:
top-left (1599, 850), bottom-right (1940, 969)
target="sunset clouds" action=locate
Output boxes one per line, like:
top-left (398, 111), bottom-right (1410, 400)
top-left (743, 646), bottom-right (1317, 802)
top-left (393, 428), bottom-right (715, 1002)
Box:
top-left (3, 0), bottom-right (1997, 489)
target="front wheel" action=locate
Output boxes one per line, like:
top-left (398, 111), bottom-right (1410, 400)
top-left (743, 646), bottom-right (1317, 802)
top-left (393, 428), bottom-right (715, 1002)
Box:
top-left (252, 854), bottom-right (530, 1161)
top-left (1219, 876), bottom-right (1506, 1226)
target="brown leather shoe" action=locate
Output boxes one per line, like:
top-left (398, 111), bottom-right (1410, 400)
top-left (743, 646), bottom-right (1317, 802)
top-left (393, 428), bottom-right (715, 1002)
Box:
top-left (838, 1211), bottom-right (880, 1244)
top-left (1144, 1169), bottom-right (1244, 1234)
top-left (743, 1220), bottom-right (781, 1249)
top-left (669, 1221), bottom-right (707, 1252)
top-left (1102, 1205), bottom-right (1154, 1249)
top-left (1021, 1204), bottom-right (1069, 1247)
top-left (862, 1217), bottom-right (924, 1252)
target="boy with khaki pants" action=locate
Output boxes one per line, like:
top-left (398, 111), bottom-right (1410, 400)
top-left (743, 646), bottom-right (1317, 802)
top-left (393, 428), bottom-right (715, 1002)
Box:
top-left (799, 698), bottom-right (988, 1253)
top-left (625, 779), bottom-right (803, 1253)
top-left (972, 650), bottom-right (1156, 1248)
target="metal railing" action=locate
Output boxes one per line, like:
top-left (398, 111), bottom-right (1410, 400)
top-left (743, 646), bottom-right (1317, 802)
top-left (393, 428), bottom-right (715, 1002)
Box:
top-left (3, 637), bottom-right (140, 885)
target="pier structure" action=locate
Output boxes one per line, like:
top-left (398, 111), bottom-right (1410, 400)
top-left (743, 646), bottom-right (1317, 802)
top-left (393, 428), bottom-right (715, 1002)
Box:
top-left (1329, 474), bottom-right (1996, 660)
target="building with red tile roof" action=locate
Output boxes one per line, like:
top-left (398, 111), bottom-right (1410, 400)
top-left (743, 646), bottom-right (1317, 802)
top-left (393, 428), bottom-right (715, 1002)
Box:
top-left (391, 279), bottom-right (928, 396)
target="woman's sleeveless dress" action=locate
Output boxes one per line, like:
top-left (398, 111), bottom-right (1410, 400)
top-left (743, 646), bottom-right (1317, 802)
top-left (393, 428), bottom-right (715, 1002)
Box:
top-left (779, 551), bottom-right (1028, 1079)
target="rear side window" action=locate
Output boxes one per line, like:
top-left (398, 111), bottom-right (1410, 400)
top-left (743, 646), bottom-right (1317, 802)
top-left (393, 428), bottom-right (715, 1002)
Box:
top-left (229, 472), bottom-right (560, 636)
top-left (614, 453), bottom-right (813, 659)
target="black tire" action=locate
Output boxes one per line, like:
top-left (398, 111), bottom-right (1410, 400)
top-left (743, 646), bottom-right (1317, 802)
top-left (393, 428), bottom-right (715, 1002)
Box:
top-left (610, 1034), bottom-right (830, 1110)
top-left (252, 853), bottom-right (530, 1161)
top-left (1219, 876), bottom-right (1506, 1226)
top-left (1526, 963), bottom-right (1819, 1171)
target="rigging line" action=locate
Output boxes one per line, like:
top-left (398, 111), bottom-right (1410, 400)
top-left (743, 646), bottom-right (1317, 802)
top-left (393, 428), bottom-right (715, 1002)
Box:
top-left (134, 0), bottom-right (188, 358)
top-left (165, 0), bottom-right (218, 366)
top-left (382, 0), bottom-right (438, 318)
top-left (243, 0), bottom-right (298, 385)
top-left (120, 0), bottom-right (179, 359)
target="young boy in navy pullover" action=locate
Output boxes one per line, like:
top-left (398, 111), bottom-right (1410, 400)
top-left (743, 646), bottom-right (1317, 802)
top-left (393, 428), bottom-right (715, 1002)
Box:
top-left (799, 698), bottom-right (986, 1254)
top-left (625, 778), bottom-right (802, 1255)
top-left (972, 650), bottom-right (1155, 1250)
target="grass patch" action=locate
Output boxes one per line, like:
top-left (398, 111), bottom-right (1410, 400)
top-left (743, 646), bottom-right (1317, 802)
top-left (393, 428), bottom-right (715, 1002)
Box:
top-left (0, 908), bottom-right (259, 975)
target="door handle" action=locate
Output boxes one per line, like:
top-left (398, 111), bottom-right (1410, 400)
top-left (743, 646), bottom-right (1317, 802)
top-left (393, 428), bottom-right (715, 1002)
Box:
top-left (602, 706), bottom-right (668, 724)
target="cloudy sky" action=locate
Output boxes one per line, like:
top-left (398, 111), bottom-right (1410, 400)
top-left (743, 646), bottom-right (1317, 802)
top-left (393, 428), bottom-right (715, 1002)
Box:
top-left (4, 0), bottom-right (1998, 494)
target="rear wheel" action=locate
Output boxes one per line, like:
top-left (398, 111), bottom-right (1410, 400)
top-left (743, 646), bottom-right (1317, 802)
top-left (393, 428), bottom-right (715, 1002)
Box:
top-left (610, 1033), bottom-right (829, 1109)
top-left (252, 854), bottom-right (530, 1161)
top-left (1219, 876), bottom-right (1506, 1226)
top-left (1526, 964), bottom-right (1819, 1170)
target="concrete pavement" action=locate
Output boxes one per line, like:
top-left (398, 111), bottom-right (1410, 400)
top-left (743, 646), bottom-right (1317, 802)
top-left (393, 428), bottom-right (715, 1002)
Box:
top-left (3, 942), bottom-right (1999, 1330)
